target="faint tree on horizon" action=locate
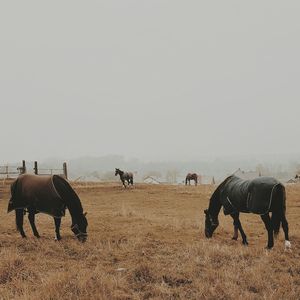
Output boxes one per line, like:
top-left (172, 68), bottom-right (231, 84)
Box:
top-left (165, 169), bottom-right (179, 183)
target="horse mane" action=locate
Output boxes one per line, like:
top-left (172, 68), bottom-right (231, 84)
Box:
top-left (52, 175), bottom-right (83, 214)
top-left (208, 175), bottom-right (234, 215)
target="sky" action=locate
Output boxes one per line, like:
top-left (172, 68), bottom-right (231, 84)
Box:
top-left (0, 1), bottom-right (299, 163)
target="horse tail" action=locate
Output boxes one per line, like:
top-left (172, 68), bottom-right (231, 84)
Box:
top-left (15, 209), bottom-right (25, 231)
top-left (10, 179), bottom-right (18, 200)
top-left (271, 184), bottom-right (286, 236)
top-left (9, 179), bottom-right (23, 230)
top-left (8, 179), bottom-right (18, 213)
top-left (271, 211), bottom-right (281, 236)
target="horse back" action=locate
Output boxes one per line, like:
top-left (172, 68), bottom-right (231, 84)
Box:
top-left (125, 172), bottom-right (133, 179)
top-left (220, 176), bottom-right (283, 215)
top-left (8, 174), bottom-right (66, 217)
top-left (186, 173), bottom-right (197, 179)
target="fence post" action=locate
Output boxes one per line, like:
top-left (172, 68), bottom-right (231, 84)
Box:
top-left (22, 160), bottom-right (26, 174)
top-left (34, 161), bottom-right (38, 175)
top-left (63, 162), bottom-right (68, 180)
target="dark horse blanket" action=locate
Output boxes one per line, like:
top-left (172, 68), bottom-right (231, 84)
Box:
top-left (219, 175), bottom-right (283, 215)
top-left (8, 174), bottom-right (67, 217)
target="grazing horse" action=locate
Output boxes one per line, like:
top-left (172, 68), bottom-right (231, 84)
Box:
top-left (204, 175), bottom-right (290, 249)
top-left (115, 168), bottom-right (133, 188)
top-left (185, 173), bottom-right (198, 186)
top-left (8, 174), bottom-right (88, 242)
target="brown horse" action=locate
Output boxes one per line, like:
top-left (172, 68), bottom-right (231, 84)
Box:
top-left (185, 173), bottom-right (198, 186)
top-left (8, 174), bottom-right (88, 242)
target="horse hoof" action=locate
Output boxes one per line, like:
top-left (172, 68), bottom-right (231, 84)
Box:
top-left (285, 240), bottom-right (292, 249)
top-left (266, 246), bottom-right (273, 250)
top-left (55, 237), bottom-right (62, 241)
top-left (232, 237), bottom-right (238, 241)
top-left (242, 241), bottom-right (248, 246)
top-left (35, 235), bottom-right (41, 239)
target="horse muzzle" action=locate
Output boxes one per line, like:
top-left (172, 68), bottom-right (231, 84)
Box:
top-left (77, 233), bottom-right (88, 243)
top-left (71, 224), bottom-right (88, 242)
top-left (205, 229), bottom-right (212, 238)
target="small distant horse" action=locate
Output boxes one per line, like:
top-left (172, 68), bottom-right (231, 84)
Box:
top-left (115, 168), bottom-right (133, 188)
top-left (204, 175), bottom-right (290, 249)
top-left (8, 174), bottom-right (88, 242)
top-left (185, 173), bottom-right (198, 186)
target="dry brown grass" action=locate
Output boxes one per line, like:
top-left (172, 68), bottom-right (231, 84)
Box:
top-left (0, 182), bottom-right (300, 299)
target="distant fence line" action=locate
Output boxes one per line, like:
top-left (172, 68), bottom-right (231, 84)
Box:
top-left (0, 160), bottom-right (68, 180)
top-left (33, 161), bottom-right (68, 179)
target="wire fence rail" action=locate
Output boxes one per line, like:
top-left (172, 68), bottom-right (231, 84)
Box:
top-left (0, 160), bottom-right (68, 180)
top-left (0, 160), bottom-right (26, 179)
top-left (33, 161), bottom-right (68, 179)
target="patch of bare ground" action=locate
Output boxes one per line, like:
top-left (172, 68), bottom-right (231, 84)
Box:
top-left (0, 182), bottom-right (299, 299)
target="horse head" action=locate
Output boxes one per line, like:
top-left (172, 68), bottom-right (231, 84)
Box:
top-left (204, 209), bottom-right (219, 238)
top-left (71, 212), bottom-right (88, 242)
top-left (115, 168), bottom-right (123, 176)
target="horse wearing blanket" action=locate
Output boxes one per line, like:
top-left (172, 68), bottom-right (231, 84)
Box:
top-left (8, 174), bottom-right (88, 242)
top-left (204, 175), bottom-right (290, 249)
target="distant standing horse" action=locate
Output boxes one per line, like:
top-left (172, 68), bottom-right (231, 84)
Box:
top-left (204, 175), bottom-right (290, 249)
top-left (185, 173), bottom-right (198, 186)
top-left (115, 168), bottom-right (133, 188)
top-left (8, 174), bottom-right (88, 242)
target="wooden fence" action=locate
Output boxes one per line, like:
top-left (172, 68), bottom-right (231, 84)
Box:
top-left (33, 161), bottom-right (68, 179)
top-left (0, 160), bottom-right (68, 179)
top-left (0, 160), bottom-right (26, 178)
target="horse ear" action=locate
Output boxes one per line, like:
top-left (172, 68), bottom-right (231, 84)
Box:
top-left (83, 212), bottom-right (87, 216)
top-left (204, 209), bottom-right (208, 215)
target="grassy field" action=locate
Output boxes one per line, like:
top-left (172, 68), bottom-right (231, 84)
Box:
top-left (0, 181), bottom-right (300, 300)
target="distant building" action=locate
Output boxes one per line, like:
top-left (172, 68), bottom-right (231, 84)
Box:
top-left (287, 174), bottom-right (300, 184)
top-left (143, 176), bottom-right (160, 184)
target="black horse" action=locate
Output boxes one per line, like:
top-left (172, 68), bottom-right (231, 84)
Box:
top-left (8, 174), bottom-right (88, 242)
top-left (185, 173), bottom-right (198, 186)
top-left (204, 175), bottom-right (290, 249)
top-left (115, 168), bottom-right (133, 188)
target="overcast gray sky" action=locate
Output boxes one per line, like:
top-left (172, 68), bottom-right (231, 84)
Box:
top-left (1, 1), bottom-right (299, 163)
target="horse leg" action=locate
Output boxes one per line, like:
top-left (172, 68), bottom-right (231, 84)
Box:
top-left (54, 217), bottom-right (62, 241)
top-left (232, 226), bottom-right (239, 240)
top-left (122, 179), bottom-right (126, 188)
top-left (261, 213), bottom-right (274, 249)
top-left (16, 209), bottom-right (26, 238)
top-left (230, 213), bottom-right (239, 240)
top-left (195, 178), bottom-right (197, 186)
top-left (28, 210), bottom-right (40, 238)
top-left (232, 213), bottom-right (248, 245)
top-left (281, 214), bottom-right (289, 241)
